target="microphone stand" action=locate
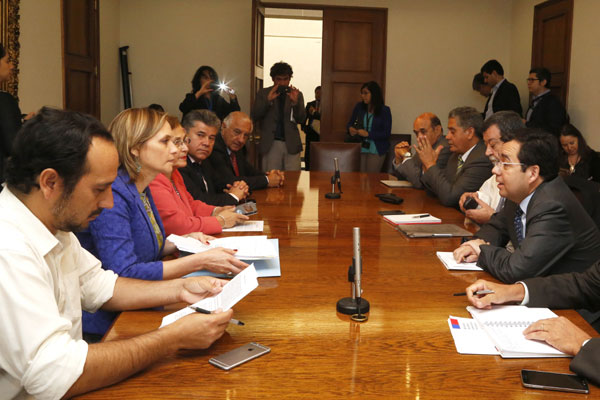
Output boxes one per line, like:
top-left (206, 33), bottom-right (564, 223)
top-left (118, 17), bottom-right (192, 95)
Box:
top-left (325, 157), bottom-right (341, 199)
top-left (336, 227), bottom-right (370, 321)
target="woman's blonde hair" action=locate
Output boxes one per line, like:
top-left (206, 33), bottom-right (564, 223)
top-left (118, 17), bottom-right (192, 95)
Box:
top-left (108, 108), bottom-right (168, 180)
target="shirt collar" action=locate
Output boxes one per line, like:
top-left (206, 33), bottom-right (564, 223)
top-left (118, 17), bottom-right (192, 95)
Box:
top-left (532, 89), bottom-right (551, 101)
top-left (519, 190), bottom-right (535, 216)
top-left (460, 143), bottom-right (477, 161)
top-left (492, 78), bottom-right (506, 92)
top-left (188, 155), bottom-right (200, 165)
top-left (0, 186), bottom-right (61, 257)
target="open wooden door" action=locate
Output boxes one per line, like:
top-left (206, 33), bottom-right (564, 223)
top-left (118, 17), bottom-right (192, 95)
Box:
top-left (320, 7), bottom-right (387, 142)
top-left (531, 0), bottom-right (573, 105)
top-left (249, 0), bottom-right (265, 168)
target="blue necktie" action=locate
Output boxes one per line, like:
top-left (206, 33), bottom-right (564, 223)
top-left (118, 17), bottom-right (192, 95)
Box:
top-left (514, 207), bottom-right (524, 244)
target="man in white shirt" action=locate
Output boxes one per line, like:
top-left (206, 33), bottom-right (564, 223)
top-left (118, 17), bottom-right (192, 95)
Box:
top-left (458, 111), bottom-right (524, 225)
top-left (0, 108), bottom-right (233, 399)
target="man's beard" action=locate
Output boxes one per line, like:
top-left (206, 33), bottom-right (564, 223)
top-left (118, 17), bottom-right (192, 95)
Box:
top-left (52, 192), bottom-right (102, 233)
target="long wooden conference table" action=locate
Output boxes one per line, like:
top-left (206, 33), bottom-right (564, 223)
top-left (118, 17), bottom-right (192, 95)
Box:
top-left (77, 171), bottom-right (598, 399)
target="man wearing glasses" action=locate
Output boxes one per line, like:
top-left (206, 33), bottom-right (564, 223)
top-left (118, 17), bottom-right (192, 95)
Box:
top-left (208, 111), bottom-right (284, 191)
top-left (525, 67), bottom-right (568, 137)
top-left (453, 129), bottom-right (600, 283)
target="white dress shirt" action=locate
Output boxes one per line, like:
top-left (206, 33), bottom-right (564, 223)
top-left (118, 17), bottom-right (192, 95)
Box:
top-left (0, 187), bottom-right (118, 400)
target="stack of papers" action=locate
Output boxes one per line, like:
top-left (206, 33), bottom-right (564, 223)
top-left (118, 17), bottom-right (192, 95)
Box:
top-left (383, 213), bottom-right (441, 225)
top-left (436, 251), bottom-right (482, 271)
top-left (160, 264), bottom-right (259, 328)
top-left (223, 221), bottom-right (264, 232)
top-left (380, 179), bottom-right (413, 188)
top-left (167, 234), bottom-right (276, 260)
top-left (448, 305), bottom-right (570, 358)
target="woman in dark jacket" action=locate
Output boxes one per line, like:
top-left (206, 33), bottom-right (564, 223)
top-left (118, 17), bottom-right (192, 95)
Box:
top-left (346, 81), bottom-right (392, 172)
top-left (559, 123), bottom-right (600, 183)
top-left (179, 65), bottom-right (240, 120)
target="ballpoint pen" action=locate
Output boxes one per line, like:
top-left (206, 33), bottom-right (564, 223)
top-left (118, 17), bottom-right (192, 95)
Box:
top-left (453, 290), bottom-right (495, 296)
top-left (188, 306), bottom-right (245, 326)
top-left (412, 214), bottom-right (430, 218)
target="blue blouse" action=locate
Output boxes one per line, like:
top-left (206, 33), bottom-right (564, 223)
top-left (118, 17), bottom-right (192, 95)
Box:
top-left (346, 102), bottom-right (392, 155)
top-left (77, 169), bottom-right (166, 335)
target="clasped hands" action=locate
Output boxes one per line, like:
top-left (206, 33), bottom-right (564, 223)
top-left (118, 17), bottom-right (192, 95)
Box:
top-left (464, 279), bottom-right (592, 356)
top-left (266, 170), bottom-right (285, 187)
top-left (224, 180), bottom-right (249, 199)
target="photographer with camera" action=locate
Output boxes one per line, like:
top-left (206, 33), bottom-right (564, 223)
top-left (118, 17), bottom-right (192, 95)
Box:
top-left (251, 61), bottom-right (305, 171)
top-left (345, 81), bottom-right (392, 172)
top-left (179, 65), bottom-right (240, 121)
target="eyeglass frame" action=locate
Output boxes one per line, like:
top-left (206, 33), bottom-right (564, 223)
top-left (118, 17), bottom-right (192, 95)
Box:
top-left (526, 78), bottom-right (540, 82)
top-left (492, 160), bottom-right (526, 170)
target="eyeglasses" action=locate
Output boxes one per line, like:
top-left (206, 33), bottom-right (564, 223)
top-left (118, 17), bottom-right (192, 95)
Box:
top-left (493, 160), bottom-right (525, 170)
top-left (172, 138), bottom-right (187, 148)
top-left (526, 78), bottom-right (540, 82)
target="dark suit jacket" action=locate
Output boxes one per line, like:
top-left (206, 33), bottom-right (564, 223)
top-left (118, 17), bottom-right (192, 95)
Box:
top-left (526, 91), bottom-right (567, 136)
top-left (251, 85), bottom-right (305, 155)
top-left (483, 79), bottom-right (523, 117)
top-left (420, 140), bottom-right (492, 207)
top-left (476, 177), bottom-right (600, 283)
top-left (207, 133), bottom-right (268, 192)
top-left (525, 261), bottom-right (600, 386)
top-left (178, 158), bottom-right (239, 206)
top-left (0, 92), bottom-right (22, 184)
top-left (392, 135), bottom-right (451, 189)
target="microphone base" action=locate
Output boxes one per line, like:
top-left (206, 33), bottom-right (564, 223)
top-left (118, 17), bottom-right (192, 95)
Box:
top-left (325, 192), bottom-right (341, 199)
top-left (336, 297), bottom-right (370, 319)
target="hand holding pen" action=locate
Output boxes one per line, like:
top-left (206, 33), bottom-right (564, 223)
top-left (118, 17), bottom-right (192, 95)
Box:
top-left (189, 306), bottom-right (245, 326)
top-left (462, 280), bottom-right (527, 310)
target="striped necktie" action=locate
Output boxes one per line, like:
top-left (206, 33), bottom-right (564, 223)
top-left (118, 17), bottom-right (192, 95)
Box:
top-left (456, 156), bottom-right (465, 174)
top-left (514, 207), bottom-right (525, 244)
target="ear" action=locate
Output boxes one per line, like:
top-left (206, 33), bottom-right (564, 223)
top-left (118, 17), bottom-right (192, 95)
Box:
top-left (130, 146), bottom-right (140, 158)
top-left (38, 168), bottom-right (62, 200)
top-left (540, 79), bottom-right (548, 88)
top-left (527, 165), bottom-right (540, 184)
top-left (434, 125), bottom-right (442, 136)
top-left (464, 126), bottom-right (476, 140)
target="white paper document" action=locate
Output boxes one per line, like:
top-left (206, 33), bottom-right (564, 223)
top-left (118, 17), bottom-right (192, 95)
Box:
top-left (380, 179), bottom-right (413, 188)
top-left (383, 213), bottom-right (441, 225)
top-left (448, 316), bottom-right (499, 355)
top-left (436, 251), bottom-right (483, 271)
top-left (222, 221), bottom-right (264, 232)
top-left (160, 264), bottom-right (259, 328)
top-left (167, 234), bottom-right (276, 260)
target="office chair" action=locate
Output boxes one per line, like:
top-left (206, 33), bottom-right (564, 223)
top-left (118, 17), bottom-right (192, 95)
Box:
top-left (310, 142), bottom-right (361, 172)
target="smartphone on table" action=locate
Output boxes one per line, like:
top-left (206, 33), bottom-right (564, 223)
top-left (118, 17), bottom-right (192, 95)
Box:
top-left (209, 342), bottom-right (270, 371)
top-left (521, 369), bottom-right (589, 394)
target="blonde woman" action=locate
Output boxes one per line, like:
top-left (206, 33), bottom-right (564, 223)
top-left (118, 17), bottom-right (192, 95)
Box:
top-left (76, 108), bottom-right (247, 338)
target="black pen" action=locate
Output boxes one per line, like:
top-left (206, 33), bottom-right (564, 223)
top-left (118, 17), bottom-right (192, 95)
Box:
top-left (187, 306), bottom-right (245, 326)
top-left (412, 214), bottom-right (430, 218)
top-left (453, 290), bottom-right (495, 296)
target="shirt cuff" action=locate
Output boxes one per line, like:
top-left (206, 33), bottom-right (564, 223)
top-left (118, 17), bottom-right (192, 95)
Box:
top-left (229, 193), bottom-right (240, 202)
top-left (517, 281), bottom-right (530, 305)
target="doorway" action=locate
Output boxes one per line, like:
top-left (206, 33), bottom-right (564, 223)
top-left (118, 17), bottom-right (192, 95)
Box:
top-left (264, 8), bottom-right (323, 169)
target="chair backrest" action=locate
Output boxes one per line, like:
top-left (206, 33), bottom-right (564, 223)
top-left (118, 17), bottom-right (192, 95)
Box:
top-left (310, 142), bottom-right (361, 172)
top-left (562, 175), bottom-right (600, 229)
top-left (381, 133), bottom-right (412, 173)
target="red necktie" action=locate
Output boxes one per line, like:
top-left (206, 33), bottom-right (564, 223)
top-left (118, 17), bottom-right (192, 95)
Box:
top-left (230, 152), bottom-right (240, 176)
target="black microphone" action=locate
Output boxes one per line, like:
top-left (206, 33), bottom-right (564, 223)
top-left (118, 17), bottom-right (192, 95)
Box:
top-left (325, 157), bottom-right (342, 199)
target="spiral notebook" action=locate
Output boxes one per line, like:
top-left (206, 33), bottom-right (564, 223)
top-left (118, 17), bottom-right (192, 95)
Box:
top-left (458, 305), bottom-right (570, 358)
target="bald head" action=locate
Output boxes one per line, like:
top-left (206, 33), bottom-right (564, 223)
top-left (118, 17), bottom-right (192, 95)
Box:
top-left (222, 111), bottom-right (253, 152)
top-left (413, 112), bottom-right (442, 144)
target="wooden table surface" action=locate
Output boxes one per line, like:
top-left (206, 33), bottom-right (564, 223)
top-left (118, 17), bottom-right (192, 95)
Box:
top-left (77, 171), bottom-right (598, 399)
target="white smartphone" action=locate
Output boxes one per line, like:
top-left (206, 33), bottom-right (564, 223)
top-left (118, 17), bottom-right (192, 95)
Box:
top-left (209, 342), bottom-right (270, 370)
top-left (521, 369), bottom-right (589, 394)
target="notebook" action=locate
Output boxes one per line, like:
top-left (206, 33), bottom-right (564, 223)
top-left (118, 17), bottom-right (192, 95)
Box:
top-left (436, 251), bottom-right (482, 270)
top-left (462, 305), bottom-right (570, 358)
top-left (383, 213), bottom-right (441, 225)
top-left (397, 224), bottom-right (472, 238)
top-left (380, 179), bottom-right (413, 188)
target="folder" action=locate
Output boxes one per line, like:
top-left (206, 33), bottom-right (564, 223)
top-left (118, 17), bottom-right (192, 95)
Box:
top-left (380, 179), bottom-right (413, 188)
top-left (396, 224), bottom-right (472, 237)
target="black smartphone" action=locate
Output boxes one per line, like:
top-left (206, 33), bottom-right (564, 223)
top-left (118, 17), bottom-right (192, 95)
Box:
top-left (377, 210), bottom-right (405, 215)
top-left (463, 196), bottom-right (479, 210)
top-left (521, 369), bottom-right (589, 394)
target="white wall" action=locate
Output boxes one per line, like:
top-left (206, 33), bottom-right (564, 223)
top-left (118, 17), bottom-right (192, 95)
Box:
top-left (264, 18), bottom-right (322, 103)
top-left (119, 0), bottom-right (252, 117)
top-left (99, 0), bottom-right (121, 127)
